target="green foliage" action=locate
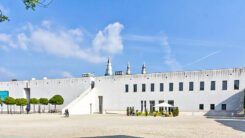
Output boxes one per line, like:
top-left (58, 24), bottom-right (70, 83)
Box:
top-left (15, 98), bottom-right (28, 106)
top-left (173, 107), bottom-right (179, 117)
top-left (0, 15), bottom-right (10, 22)
top-left (0, 98), bottom-right (2, 103)
top-left (11, 79), bottom-right (17, 81)
top-left (30, 98), bottom-right (39, 105)
top-left (23, 0), bottom-right (39, 10)
top-left (165, 112), bottom-right (169, 117)
top-left (126, 107), bottom-right (130, 116)
top-left (156, 111), bottom-right (162, 116)
top-left (49, 95), bottom-right (64, 105)
top-left (39, 98), bottom-right (49, 105)
top-left (3, 97), bottom-right (15, 105)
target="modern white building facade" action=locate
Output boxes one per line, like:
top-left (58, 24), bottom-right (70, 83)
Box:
top-left (0, 57), bottom-right (244, 115)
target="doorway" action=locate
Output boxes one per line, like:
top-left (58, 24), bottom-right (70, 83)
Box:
top-left (98, 96), bottom-right (103, 114)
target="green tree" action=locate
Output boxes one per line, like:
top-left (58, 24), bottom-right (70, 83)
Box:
top-left (11, 79), bottom-right (17, 81)
top-left (39, 98), bottom-right (49, 112)
top-left (49, 95), bottom-right (64, 112)
top-left (15, 98), bottom-right (28, 114)
top-left (3, 97), bottom-right (15, 114)
top-left (0, 0), bottom-right (52, 23)
top-left (30, 98), bottom-right (39, 113)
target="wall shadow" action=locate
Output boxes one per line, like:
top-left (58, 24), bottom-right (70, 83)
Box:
top-left (204, 90), bottom-right (244, 116)
top-left (215, 119), bottom-right (245, 132)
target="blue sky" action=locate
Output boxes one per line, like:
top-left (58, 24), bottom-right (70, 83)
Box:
top-left (0, 0), bottom-right (245, 81)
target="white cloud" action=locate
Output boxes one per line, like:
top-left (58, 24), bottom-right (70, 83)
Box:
top-left (0, 4), bottom-right (9, 15)
top-left (0, 33), bottom-right (16, 49)
top-left (61, 72), bottom-right (73, 78)
top-left (93, 22), bottom-right (124, 54)
top-left (161, 36), bottom-right (183, 71)
top-left (0, 67), bottom-right (15, 80)
top-left (0, 21), bottom-right (124, 63)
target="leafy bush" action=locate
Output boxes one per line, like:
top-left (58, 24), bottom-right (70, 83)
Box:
top-left (49, 95), bottom-right (64, 111)
top-left (145, 109), bottom-right (148, 116)
top-left (39, 98), bottom-right (49, 112)
top-left (173, 107), bottom-right (179, 117)
top-left (30, 98), bottom-right (39, 112)
top-left (4, 97), bottom-right (15, 114)
top-left (165, 112), bottom-right (169, 117)
top-left (156, 112), bottom-right (162, 116)
top-left (15, 98), bottom-right (28, 114)
top-left (126, 107), bottom-right (130, 116)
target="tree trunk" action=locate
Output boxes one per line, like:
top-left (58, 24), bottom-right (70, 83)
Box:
top-left (55, 104), bottom-right (56, 112)
top-left (20, 106), bottom-right (21, 114)
top-left (33, 104), bottom-right (35, 113)
top-left (44, 105), bottom-right (45, 113)
top-left (7, 105), bottom-right (9, 114)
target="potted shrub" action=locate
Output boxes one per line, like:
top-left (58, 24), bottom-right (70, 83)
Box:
top-left (126, 107), bottom-right (130, 116)
top-left (173, 107), bottom-right (179, 117)
top-left (165, 112), bottom-right (169, 117)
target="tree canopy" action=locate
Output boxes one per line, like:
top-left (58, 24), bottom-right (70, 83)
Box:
top-left (3, 97), bottom-right (15, 105)
top-left (39, 98), bottom-right (49, 105)
top-left (15, 98), bottom-right (28, 106)
top-left (30, 98), bottom-right (39, 105)
top-left (49, 95), bottom-right (64, 105)
top-left (0, 0), bottom-right (52, 23)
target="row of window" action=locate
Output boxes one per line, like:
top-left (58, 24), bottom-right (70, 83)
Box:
top-left (199, 104), bottom-right (226, 111)
top-left (125, 80), bottom-right (240, 92)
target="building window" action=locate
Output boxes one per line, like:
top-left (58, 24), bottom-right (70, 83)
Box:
top-left (141, 101), bottom-right (143, 112)
top-left (234, 80), bottom-right (239, 90)
top-left (210, 104), bottom-right (215, 110)
top-left (189, 82), bottom-right (194, 91)
top-left (221, 104), bottom-right (226, 110)
top-left (211, 81), bottom-right (216, 90)
top-left (142, 84), bottom-right (146, 92)
top-left (199, 104), bottom-right (204, 110)
top-left (169, 83), bottom-right (173, 91)
top-left (133, 84), bottom-right (137, 92)
top-left (222, 80), bottom-right (227, 90)
top-left (179, 82), bottom-right (183, 91)
top-left (159, 100), bottom-right (164, 111)
top-left (150, 100), bottom-right (155, 112)
top-left (125, 84), bottom-right (129, 92)
top-left (168, 100), bottom-right (174, 106)
top-left (200, 81), bottom-right (204, 91)
top-left (160, 83), bottom-right (164, 92)
top-left (151, 83), bottom-right (154, 92)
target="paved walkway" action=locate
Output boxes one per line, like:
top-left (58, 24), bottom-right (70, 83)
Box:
top-left (0, 114), bottom-right (244, 138)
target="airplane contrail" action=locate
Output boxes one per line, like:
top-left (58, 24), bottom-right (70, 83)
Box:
top-left (184, 51), bottom-right (220, 67)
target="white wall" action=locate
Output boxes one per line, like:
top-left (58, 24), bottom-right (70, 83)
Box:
top-left (94, 68), bottom-right (245, 114)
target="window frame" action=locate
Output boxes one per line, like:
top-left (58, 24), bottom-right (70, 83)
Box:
top-left (200, 81), bottom-right (204, 91)
top-left (211, 81), bottom-right (216, 91)
top-left (169, 83), bottom-right (174, 91)
top-left (179, 82), bottom-right (183, 91)
top-left (133, 84), bottom-right (137, 92)
top-left (151, 83), bottom-right (155, 92)
top-left (125, 84), bottom-right (129, 92)
top-left (142, 84), bottom-right (146, 92)
top-left (234, 80), bottom-right (239, 90)
top-left (160, 83), bottom-right (164, 92)
top-left (189, 82), bottom-right (194, 91)
top-left (222, 80), bottom-right (227, 90)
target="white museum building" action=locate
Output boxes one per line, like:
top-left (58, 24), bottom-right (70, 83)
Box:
top-left (0, 57), bottom-right (244, 115)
